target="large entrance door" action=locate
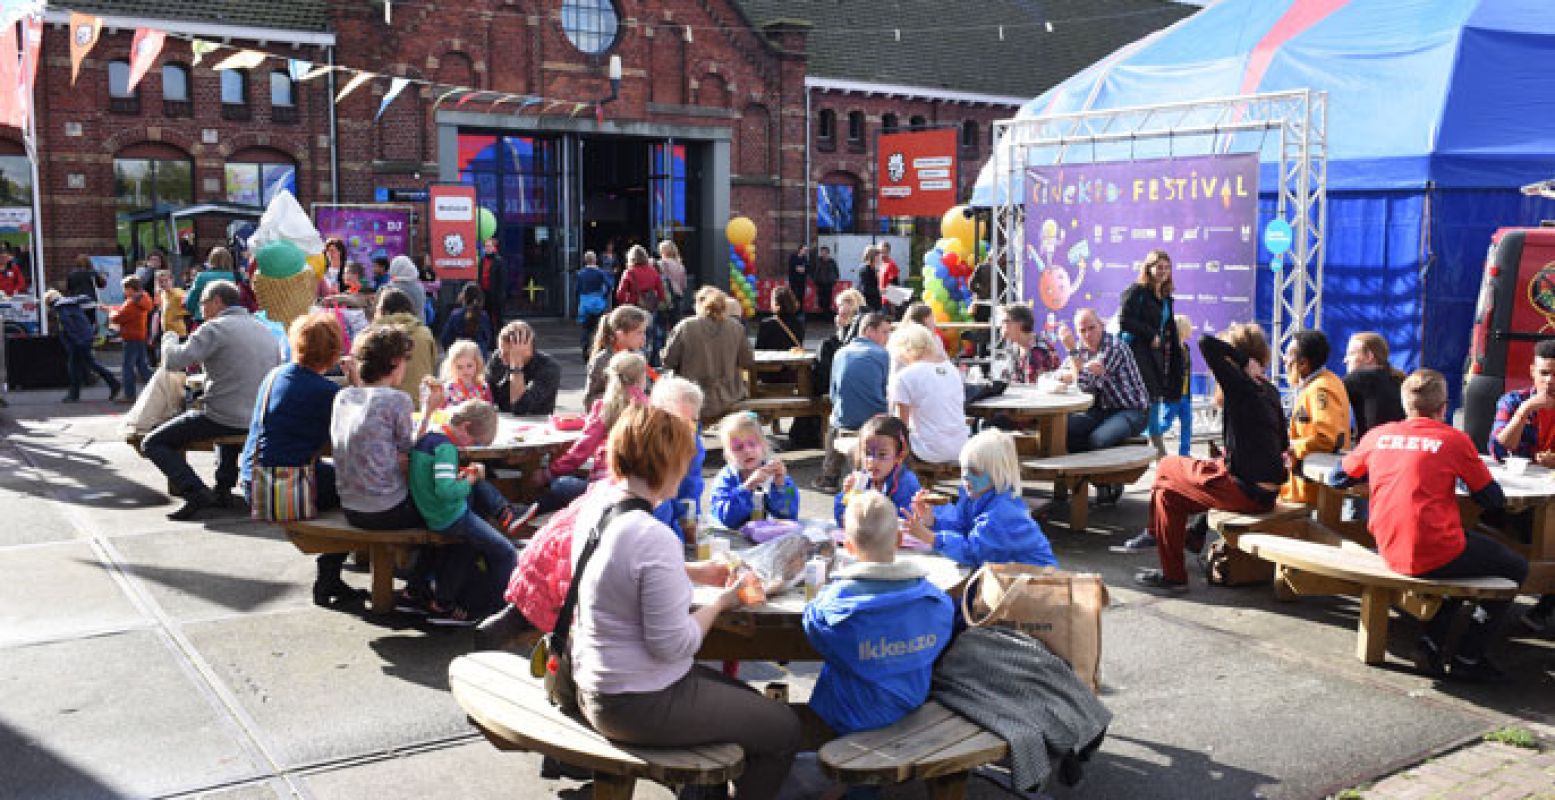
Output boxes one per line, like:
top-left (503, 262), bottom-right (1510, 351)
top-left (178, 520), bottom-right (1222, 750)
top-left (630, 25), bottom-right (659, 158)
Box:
top-left (457, 134), bottom-right (564, 315)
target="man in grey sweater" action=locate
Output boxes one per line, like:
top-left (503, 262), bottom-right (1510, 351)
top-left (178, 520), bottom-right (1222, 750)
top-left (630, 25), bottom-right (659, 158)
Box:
top-left (142, 281), bottom-right (283, 520)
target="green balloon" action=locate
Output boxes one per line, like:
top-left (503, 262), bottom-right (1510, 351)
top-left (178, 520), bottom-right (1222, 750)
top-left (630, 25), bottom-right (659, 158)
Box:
top-left (478, 207), bottom-right (498, 241)
top-left (255, 240), bottom-right (307, 279)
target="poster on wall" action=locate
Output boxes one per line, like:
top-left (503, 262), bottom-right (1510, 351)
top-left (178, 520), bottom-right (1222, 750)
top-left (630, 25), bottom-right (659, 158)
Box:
top-left (313, 205), bottom-right (413, 267)
top-left (876, 129), bottom-right (958, 218)
top-left (1022, 154), bottom-right (1259, 373)
top-left (428, 184), bottom-right (478, 281)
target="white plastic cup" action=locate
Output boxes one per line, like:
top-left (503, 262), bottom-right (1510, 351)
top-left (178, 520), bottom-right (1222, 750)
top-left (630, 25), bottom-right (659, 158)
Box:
top-left (1506, 456), bottom-right (1530, 476)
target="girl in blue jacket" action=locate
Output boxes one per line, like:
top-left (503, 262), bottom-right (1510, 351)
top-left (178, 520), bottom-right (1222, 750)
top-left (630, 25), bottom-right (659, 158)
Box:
top-left (834, 414), bottom-right (922, 525)
top-left (906, 428), bottom-right (1057, 569)
top-left (710, 411), bottom-right (799, 527)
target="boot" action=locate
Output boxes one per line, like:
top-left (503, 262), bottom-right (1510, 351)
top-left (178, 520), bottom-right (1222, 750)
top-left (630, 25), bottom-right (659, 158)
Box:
top-left (167, 488), bottom-right (217, 521)
top-left (475, 605), bottom-right (535, 651)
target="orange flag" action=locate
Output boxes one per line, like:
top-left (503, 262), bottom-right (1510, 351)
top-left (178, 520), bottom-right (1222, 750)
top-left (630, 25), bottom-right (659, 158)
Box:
top-left (0, 25), bottom-right (18, 129)
top-left (126, 29), bottom-right (165, 95)
top-left (18, 16), bottom-right (41, 128)
top-left (67, 12), bottom-right (100, 86)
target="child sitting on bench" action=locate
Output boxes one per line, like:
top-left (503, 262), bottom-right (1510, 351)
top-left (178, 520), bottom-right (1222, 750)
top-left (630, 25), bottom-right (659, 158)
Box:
top-left (1329, 369), bottom-right (1528, 682)
top-left (709, 411), bottom-right (799, 527)
top-left (904, 428), bottom-right (1056, 569)
top-left (834, 414), bottom-right (921, 525)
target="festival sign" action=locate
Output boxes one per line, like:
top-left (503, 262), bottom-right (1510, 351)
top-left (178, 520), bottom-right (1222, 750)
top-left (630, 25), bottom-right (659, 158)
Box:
top-left (877, 129), bottom-right (958, 217)
top-left (314, 205), bottom-right (412, 266)
top-left (1022, 154), bottom-right (1259, 372)
top-left (428, 184), bottom-right (478, 280)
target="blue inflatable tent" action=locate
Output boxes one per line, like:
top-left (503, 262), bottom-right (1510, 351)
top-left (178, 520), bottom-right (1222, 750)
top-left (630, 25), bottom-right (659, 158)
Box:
top-left (974, 0), bottom-right (1555, 404)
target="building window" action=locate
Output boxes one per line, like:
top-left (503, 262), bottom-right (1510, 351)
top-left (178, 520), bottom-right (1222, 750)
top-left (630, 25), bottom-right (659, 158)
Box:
top-left (561, 0), bottom-right (620, 56)
top-left (847, 111), bottom-right (865, 145)
top-left (114, 152), bottom-right (194, 256)
top-left (960, 120), bottom-right (979, 153)
top-left (161, 65), bottom-right (189, 102)
top-left (817, 109), bottom-right (836, 149)
top-left (224, 160), bottom-right (297, 207)
top-left (0, 153), bottom-right (33, 206)
top-left (909, 115), bottom-right (927, 131)
top-left (108, 60), bottom-right (139, 113)
top-left (882, 113), bottom-right (898, 134)
top-left (270, 71), bottom-right (295, 107)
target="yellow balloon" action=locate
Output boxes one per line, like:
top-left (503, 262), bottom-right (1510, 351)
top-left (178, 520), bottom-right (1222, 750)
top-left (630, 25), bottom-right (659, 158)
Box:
top-left (726, 216), bottom-right (757, 248)
top-left (306, 253), bottom-right (328, 278)
top-left (942, 205), bottom-right (976, 244)
top-left (939, 237), bottom-right (971, 261)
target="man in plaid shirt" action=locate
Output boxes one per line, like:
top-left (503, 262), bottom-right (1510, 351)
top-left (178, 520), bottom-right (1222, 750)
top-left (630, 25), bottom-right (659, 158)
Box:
top-left (1058, 308), bottom-right (1151, 453)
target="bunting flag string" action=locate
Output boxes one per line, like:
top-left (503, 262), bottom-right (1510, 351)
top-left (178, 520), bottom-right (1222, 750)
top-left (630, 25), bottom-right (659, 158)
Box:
top-left (287, 59), bottom-right (313, 82)
top-left (334, 71), bottom-right (374, 103)
top-left (67, 11), bottom-right (99, 85)
top-left (212, 49), bottom-right (266, 72)
top-left (298, 64), bottom-right (336, 81)
top-left (125, 28), bottom-right (165, 94)
top-left (374, 76), bottom-right (410, 121)
top-left (190, 38), bottom-right (218, 66)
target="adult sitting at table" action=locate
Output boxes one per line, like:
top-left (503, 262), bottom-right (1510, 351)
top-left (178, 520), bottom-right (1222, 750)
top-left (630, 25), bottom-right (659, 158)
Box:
top-left (1134, 324), bottom-right (1287, 592)
top-left (567, 405), bottom-right (800, 798)
top-left (485, 319), bottom-right (561, 416)
top-left (386, 255), bottom-right (428, 324)
top-left (815, 312), bottom-right (892, 492)
top-left (648, 376), bottom-right (707, 541)
top-left (145, 280), bottom-right (283, 520)
top-left (1342, 331), bottom-right (1406, 441)
top-left (1279, 329), bottom-right (1351, 505)
top-left (814, 287), bottom-right (868, 399)
top-left (1329, 369), bottom-right (1528, 682)
top-left (1000, 303), bottom-right (1063, 383)
top-left (756, 285), bottom-right (806, 354)
top-left (184, 247), bottom-right (237, 326)
top-left (370, 287), bottom-right (439, 411)
top-left (1486, 338), bottom-right (1555, 633)
top-left (583, 304), bottom-right (651, 408)
top-left (438, 283), bottom-right (494, 358)
top-left (663, 287), bottom-right (754, 420)
top-left (240, 313), bottom-right (356, 607)
top-left (888, 322), bottom-right (969, 466)
top-left (1057, 308), bottom-right (1151, 502)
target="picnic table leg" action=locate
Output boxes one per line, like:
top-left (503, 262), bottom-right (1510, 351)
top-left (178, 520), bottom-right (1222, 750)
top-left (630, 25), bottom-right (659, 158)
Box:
top-left (590, 774), bottom-right (637, 800)
top-left (797, 366), bottom-right (813, 397)
top-left (1069, 478), bottom-right (1090, 532)
top-left (368, 544), bottom-right (396, 614)
top-left (1044, 414), bottom-right (1069, 457)
top-left (925, 773), bottom-right (969, 800)
top-left (1356, 586), bottom-right (1393, 665)
top-left (1273, 565), bottom-right (1296, 602)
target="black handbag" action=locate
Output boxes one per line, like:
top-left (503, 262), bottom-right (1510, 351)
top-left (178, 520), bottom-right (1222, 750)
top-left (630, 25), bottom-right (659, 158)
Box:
top-left (531, 496), bottom-right (654, 712)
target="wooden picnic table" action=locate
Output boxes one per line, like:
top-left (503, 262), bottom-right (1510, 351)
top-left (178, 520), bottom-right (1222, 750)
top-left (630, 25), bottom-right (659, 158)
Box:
top-left (690, 543), bottom-right (968, 662)
top-left (747, 349), bottom-right (818, 397)
top-left (966, 384), bottom-right (1093, 457)
top-left (1301, 451), bottom-right (1555, 593)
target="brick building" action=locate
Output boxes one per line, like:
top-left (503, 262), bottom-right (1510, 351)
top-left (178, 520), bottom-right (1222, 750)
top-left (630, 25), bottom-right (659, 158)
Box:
top-left (28, 0), bottom-right (1187, 315)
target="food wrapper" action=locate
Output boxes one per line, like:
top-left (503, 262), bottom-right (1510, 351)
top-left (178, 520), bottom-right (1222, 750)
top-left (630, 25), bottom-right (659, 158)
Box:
top-left (741, 519), bottom-right (802, 544)
top-left (737, 531), bottom-right (816, 595)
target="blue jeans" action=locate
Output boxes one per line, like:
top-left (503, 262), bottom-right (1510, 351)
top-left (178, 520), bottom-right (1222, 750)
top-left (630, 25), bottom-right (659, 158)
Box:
top-left (63, 340), bottom-right (119, 400)
top-left (536, 474), bottom-right (588, 514)
top-left (434, 480), bottom-right (518, 607)
top-left (1066, 406), bottom-right (1148, 453)
top-left (1420, 529), bottom-right (1528, 660)
top-left (142, 410), bottom-right (244, 495)
top-left (121, 340), bottom-right (153, 401)
top-left (1147, 397), bottom-right (1193, 456)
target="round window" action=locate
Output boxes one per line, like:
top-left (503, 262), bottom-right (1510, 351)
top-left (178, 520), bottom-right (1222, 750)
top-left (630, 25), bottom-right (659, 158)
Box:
top-left (561, 0), bottom-right (620, 56)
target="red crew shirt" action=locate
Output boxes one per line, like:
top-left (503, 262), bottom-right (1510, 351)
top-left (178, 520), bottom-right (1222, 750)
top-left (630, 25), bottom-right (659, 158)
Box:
top-left (1341, 417), bottom-right (1493, 575)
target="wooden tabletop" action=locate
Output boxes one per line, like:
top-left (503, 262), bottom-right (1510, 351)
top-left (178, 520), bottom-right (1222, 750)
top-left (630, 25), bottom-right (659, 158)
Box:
top-left (966, 384), bottom-right (1093, 415)
top-left (691, 548), bottom-right (967, 617)
top-left (751, 350), bottom-right (817, 367)
top-left (459, 416), bottom-right (584, 460)
top-left (1303, 451), bottom-right (1555, 508)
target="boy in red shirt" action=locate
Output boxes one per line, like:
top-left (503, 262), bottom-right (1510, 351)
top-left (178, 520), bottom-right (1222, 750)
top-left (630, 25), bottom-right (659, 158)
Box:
top-left (1330, 369), bottom-right (1527, 682)
top-left (110, 276), bottom-right (155, 403)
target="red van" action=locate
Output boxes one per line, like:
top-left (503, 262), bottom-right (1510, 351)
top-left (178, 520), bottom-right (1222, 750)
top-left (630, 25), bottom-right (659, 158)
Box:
top-left (1461, 226), bottom-right (1555, 452)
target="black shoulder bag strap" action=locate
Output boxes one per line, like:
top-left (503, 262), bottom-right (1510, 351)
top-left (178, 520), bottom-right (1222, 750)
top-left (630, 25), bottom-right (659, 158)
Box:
top-left (550, 496), bottom-right (656, 652)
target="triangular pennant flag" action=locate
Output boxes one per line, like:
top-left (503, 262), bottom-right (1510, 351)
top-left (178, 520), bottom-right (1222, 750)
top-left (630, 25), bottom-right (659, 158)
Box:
top-left (455, 91), bottom-right (486, 108)
top-left (0, 24), bottom-right (19, 129)
top-left (0, 0), bottom-right (42, 30)
top-left (212, 49), bottom-right (266, 72)
top-left (299, 64), bottom-right (334, 81)
top-left (67, 12), bottom-right (101, 86)
top-left (18, 15), bottom-right (41, 129)
top-left (335, 71), bottom-right (374, 103)
top-left (287, 59), bottom-right (312, 82)
top-left (125, 28), bottom-right (165, 95)
top-left (569, 102), bottom-right (587, 118)
top-left (375, 77), bottom-right (410, 121)
top-left (430, 87), bottom-right (463, 111)
top-left (190, 38), bottom-right (218, 66)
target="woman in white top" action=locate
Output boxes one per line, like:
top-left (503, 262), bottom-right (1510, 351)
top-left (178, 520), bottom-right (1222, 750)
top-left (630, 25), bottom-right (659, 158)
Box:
top-left (888, 322), bottom-right (970, 463)
top-left (570, 405), bottom-right (800, 799)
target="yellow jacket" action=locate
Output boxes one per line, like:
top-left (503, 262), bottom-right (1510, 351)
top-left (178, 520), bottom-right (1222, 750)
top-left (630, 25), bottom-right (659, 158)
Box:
top-left (1281, 368), bottom-right (1351, 503)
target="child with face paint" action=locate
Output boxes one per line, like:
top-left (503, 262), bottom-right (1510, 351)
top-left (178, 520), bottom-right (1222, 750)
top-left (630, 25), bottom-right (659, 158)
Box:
top-left (835, 414), bottom-right (923, 526)
top-left (710, 412), bottom-right (800, 528)
top-left (905, 429), bottom-right (1057, 569)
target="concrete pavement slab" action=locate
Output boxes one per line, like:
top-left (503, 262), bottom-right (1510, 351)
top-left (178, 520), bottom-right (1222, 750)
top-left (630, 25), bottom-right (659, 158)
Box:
top-left (110, 525), bottom-right (319, 623)
top-left (184, 608), bottom-right (483, 770)
top-left (298, 739), bottom-right (660, 800)
top-left (0, 630), bottom-right (265, 799)
top-left (0, 540), bottom-right (146, 646)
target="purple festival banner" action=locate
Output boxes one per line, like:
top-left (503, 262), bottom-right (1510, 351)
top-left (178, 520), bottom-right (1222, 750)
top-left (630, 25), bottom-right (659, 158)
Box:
top-left (314, 206), bottom-right (412, 267)
top-left (1022, 154), bottom-right (1259, 374)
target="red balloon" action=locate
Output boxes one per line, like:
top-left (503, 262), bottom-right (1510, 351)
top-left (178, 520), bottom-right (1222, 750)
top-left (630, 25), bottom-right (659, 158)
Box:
top-left (942, 252), bottom-right (961, 270)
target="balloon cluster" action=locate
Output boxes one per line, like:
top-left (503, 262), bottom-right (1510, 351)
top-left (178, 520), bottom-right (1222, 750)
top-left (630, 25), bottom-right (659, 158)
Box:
top-left (922, 205), bottom-right (983, 352)
top-left (726, 216), bottom-right (758, 318)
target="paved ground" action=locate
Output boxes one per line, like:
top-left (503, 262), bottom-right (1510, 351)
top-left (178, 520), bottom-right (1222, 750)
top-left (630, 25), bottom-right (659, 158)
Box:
top-left (2, 319), bottom-right (1554, 800)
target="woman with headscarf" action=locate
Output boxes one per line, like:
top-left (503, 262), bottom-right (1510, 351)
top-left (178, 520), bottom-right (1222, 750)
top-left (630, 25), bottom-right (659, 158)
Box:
top-left (387, 255), bottom-right (428, 324)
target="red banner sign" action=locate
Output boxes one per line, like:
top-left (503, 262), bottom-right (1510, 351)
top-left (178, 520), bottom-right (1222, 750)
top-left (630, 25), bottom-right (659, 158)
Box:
top-left (876, 129), bottom-right (958, 218)
top-left (428, 184), bottom-right (478, 280)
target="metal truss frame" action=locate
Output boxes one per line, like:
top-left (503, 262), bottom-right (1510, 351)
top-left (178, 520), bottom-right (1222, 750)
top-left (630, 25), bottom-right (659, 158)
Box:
top-left (988, 90), bottom-right (1327, 384)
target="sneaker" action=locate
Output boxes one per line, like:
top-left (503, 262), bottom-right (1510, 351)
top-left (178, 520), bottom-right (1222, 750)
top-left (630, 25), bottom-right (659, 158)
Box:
top-left (1133, 568), bottom-right (1189, 594)
top-left (107, 383), bottom-right (123, 403)
top-left (1185, 514), bottom-right (1210, 555)
top-left (1094, 483), bottom-right (1124, 506)
top-left (811, 477), bottom-right (840, 493)
top-left (1412, 635), bottom-right (1447, 678)
top-left (497, 502), bottom-right (540, 539)
top-left (167, 489), bottom-right (217, 521)
top-left (1448, 655), bottom-right (1511, 684)
top-left (1110, 531), bottom-right (1157, 554)
top-left (540, 754), bottom-right (594, 781)
top-left (394, 586), bottom-right (434, 615)
top-left (426, 603), bottom-right (477, 627)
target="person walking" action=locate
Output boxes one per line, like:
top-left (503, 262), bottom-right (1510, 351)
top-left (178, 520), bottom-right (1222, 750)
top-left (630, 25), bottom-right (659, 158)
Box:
top-left (1119, 250), bottom-right (1186, 457)
top-left (812, 244), bottom-right (839, 317)
top-left (479, 238), bottom-right (507, 329)
top-left (787, 244), bottom-right (810, 316)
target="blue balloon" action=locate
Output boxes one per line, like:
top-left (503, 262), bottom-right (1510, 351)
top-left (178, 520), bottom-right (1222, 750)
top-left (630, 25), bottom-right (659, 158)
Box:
top-left (922, 252), bottom-right (937, 268)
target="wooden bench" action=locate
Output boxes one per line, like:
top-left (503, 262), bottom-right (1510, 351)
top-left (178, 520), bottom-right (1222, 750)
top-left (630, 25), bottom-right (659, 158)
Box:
top-left (818, 700), bottom-right (1007, 798)
top-left (450, 651), bottom-right (744, 798)
top-left (1022, 445), bottom-right (1156, 533)
top-left (1206, 502), bottom-right (1314, 545)
top-left (910, 458), bottom-right (963, 490)
top-left (728, 396), bottom-right (829, 425)
top-left (282, 511), bottom-right (458, 614)
top-left (1236, 534), bottom-right (1521, 665)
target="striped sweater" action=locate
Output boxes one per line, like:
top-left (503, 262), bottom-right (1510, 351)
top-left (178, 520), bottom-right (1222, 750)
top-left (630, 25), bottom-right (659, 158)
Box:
top-left (409, 430), bottom-right (472, 531)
